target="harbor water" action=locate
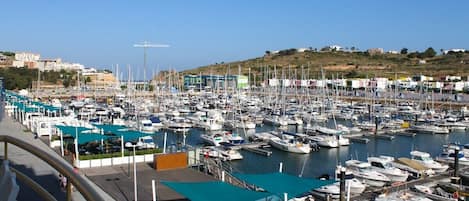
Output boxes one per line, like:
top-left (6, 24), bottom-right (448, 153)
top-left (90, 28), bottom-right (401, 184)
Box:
top-left (153, 122), bottom-right (469, 179)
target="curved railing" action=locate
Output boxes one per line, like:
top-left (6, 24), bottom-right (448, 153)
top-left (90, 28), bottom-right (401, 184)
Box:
top-left (0, 135), bottom-right (105, 201)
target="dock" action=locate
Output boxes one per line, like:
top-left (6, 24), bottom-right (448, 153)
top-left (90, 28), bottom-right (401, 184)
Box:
top-left (242, 146), bottom-right (273, 156)
top-left (347, 136), bottom-right (370, 144)
top-left (364, 133), bottom-right (396, 140)
top-left (228, 142), bottom-right (273, 156)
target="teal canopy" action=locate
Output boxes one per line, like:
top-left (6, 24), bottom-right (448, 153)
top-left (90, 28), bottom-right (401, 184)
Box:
top-left (162, 181), bottom-right (277, 201)
top-left (76, 133), bottom-right (113, 144)
top-left (55, 125), bottom-right (93, 137)
top-left (113, 130), bottom-right (153, 142)
top-left (93, 124), bottom-right (127, 134)
top-left (234, 173), bottom-right (335, 199)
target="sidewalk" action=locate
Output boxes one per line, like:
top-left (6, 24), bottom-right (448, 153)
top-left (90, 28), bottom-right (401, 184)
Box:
top-left (0, 114), bottom-right (115, 201)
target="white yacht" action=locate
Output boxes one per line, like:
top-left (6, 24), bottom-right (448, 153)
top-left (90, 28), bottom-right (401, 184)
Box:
top-left (308, 135), bottom-right (339, 148)
top-left (269, 135), bottom-right (311, 154)
top-left (313, 167), bottom-right (366, 198)
top-left (200, 132), bottom-right (228, 146)
top-left (408, 125), bottom-right (450, 134)
top-left (201, 146), bottom-right (243, 161)
top-left (345, 160), bottom-right (391, 187)
top-left (367, 156), bottom-right (409, 182)
top-left (410, 151), bottom-right (449, 173)
top-left (138, 119), bottom-right (154, 133)
top-left (263, 115), bottom-right (289, 126)
top-left (165, 117), bottom-right (192, 132)
top-left (437, 144), bottom-right (469, 166)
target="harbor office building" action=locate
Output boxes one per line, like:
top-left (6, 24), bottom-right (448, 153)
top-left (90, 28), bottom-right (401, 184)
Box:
top-left (184, 75), bottom-right (248, 90)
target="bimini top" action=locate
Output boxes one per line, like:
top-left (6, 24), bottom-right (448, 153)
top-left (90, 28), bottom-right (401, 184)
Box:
top-left (234, 172), bottom-right (335, 199)
top-left (162, 181), bottom-right (276, 201)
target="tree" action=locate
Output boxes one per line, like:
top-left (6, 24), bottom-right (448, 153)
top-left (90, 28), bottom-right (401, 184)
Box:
top-left (85, 76), bottom-right (92, 84)
top-left (423, 47), bottom-right (436, 58)
top-left (400, 48), bottom-right (408, 55)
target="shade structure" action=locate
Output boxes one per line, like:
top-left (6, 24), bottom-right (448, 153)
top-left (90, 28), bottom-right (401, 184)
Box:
top-left (234, 172), bottom-right (335, 199)
top-left (93, 124), bottom-right (127, 134)
top-left (162, 181), bottom-right (278, 201)
top-left (75, 133), bottom-right (113, 145)
top-left (55, 125), bottom-right (93, 138)
top-left (113, 129), bottom-right (155, 142)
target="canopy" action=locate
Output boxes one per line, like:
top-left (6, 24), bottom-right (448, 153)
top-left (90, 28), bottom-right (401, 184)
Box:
top-left (113, 130), bottom-right (154, 142)
top-left (55, 125), bottom-right (93, 137)
top-left (234, 172), bottom-right (335, 199)
top-left (76, 133), bottom-right (113, 144)
top-left (93, 124), bottom-right (127, 134)
top-left (162, 181), bottom-right (277, 201)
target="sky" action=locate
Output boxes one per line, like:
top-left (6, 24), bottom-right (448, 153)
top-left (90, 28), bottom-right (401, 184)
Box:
top-left (1, 1), bottom-right (469, 79)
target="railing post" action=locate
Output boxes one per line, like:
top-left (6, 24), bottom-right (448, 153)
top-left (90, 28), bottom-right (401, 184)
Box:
top-left (4, 141), bottom-right (7, 160)
top-left (66, 179), bottom-right (72, 201)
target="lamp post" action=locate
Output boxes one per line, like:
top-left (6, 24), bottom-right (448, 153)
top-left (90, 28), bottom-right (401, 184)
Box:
top-left (131, 144), bottom-right (138, 201)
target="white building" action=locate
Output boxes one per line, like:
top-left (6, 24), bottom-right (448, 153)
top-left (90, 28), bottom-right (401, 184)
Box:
top-left (36, 58), bottom-right (85, 71)
top-left (15, 52), bottom-right (40, 62)
top-left (443, 49), bottom-right (466, 54)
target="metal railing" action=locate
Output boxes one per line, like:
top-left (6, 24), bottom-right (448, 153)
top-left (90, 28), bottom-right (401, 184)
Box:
top-left (0, 135), bottom-right (105, 201)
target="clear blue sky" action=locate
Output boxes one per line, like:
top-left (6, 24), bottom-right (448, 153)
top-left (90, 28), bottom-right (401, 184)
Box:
top-left (1, 1), bottom-right (468, 79)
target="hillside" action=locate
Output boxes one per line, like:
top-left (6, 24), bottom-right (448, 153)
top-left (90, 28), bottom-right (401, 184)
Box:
top-left (181, 50), bottom-right (469, 79)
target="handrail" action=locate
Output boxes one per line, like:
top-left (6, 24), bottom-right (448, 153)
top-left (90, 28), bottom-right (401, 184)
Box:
top-left (0, 135), bottom-right (105, 201)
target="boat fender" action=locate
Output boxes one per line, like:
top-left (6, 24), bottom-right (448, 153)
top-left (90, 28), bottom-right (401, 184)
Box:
top-left (453, 191), bottom-right (459, 199)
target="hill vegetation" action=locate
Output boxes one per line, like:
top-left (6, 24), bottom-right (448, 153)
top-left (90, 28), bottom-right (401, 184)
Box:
top-left (182, 48), bottom-right (469, 80)
top-left (0, 67), bottom-right (77, 90)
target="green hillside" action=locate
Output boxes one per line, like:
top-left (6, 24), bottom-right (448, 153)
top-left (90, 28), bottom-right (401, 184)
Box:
top-left (182, 49), bottom-right (469, 79)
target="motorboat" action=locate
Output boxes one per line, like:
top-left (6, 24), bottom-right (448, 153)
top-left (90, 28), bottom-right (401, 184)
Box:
top-left (410, 151), bottom-right (449, 173)
top-left (224, 132), bottom-right (245, 145)
top-left (138, 119), bottom-right (154, 133)
top-left (345, 160), bottom-right (391, 187)
top-left (308, 135), bottom-right (339, 148)
top-left (413, 184), bottom-right (458, 201)
top-left (165, 117), bottom-right (192, 132)
top-left (269, 135), bottom-right (311, 154)
top-left (408, 124), bottom-right (450, 134)
top-left (437, 144), bottom-right (469, 166)
top-left (200, 132), bottom-right (227, 146)
top-left (200, 146), bottom-right (243, 161)
top-left (149, 116), bottom-right (164, 127)
top-left (375, 191), bottom-right (432, 201)
top-left (263, 115), bottom-right (289, 126)
top-left (313, 166), bottom-right (366, 198)
top-left (390, 158), bottom-right (435, 179)
top-left (367, 156), bottom-right (409, 182)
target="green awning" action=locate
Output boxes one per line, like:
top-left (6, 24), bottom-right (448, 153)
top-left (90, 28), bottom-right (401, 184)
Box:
top-left (162, 181), bottom-right (277, 201)
top-left (234, 173), bottom-right (335, 199)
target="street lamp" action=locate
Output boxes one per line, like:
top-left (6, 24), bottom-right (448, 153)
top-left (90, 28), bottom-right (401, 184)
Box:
top-left (125, 143), bottom-right (138, 201)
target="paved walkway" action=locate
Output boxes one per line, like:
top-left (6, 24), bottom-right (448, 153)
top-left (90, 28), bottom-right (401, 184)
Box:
top-left (0, 112), bottom-right (114, 201)
top-left (83, 163), bottom-right (216, 201)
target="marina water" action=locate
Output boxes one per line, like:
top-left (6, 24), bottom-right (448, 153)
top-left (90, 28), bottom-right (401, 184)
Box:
top-left (153, 121), bottom-right (469, 179)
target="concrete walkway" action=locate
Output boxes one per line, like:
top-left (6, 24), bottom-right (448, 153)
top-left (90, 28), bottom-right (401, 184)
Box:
top-left (83, 163), bottom-right (216, 201)
top-left (0, 113), bottom-right (114, 201)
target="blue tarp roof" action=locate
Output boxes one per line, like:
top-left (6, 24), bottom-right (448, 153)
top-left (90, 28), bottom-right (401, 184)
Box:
top-left (234, 173), bottom-right (335, 199)
top-left (162, 181), bottom-right (277, 201)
